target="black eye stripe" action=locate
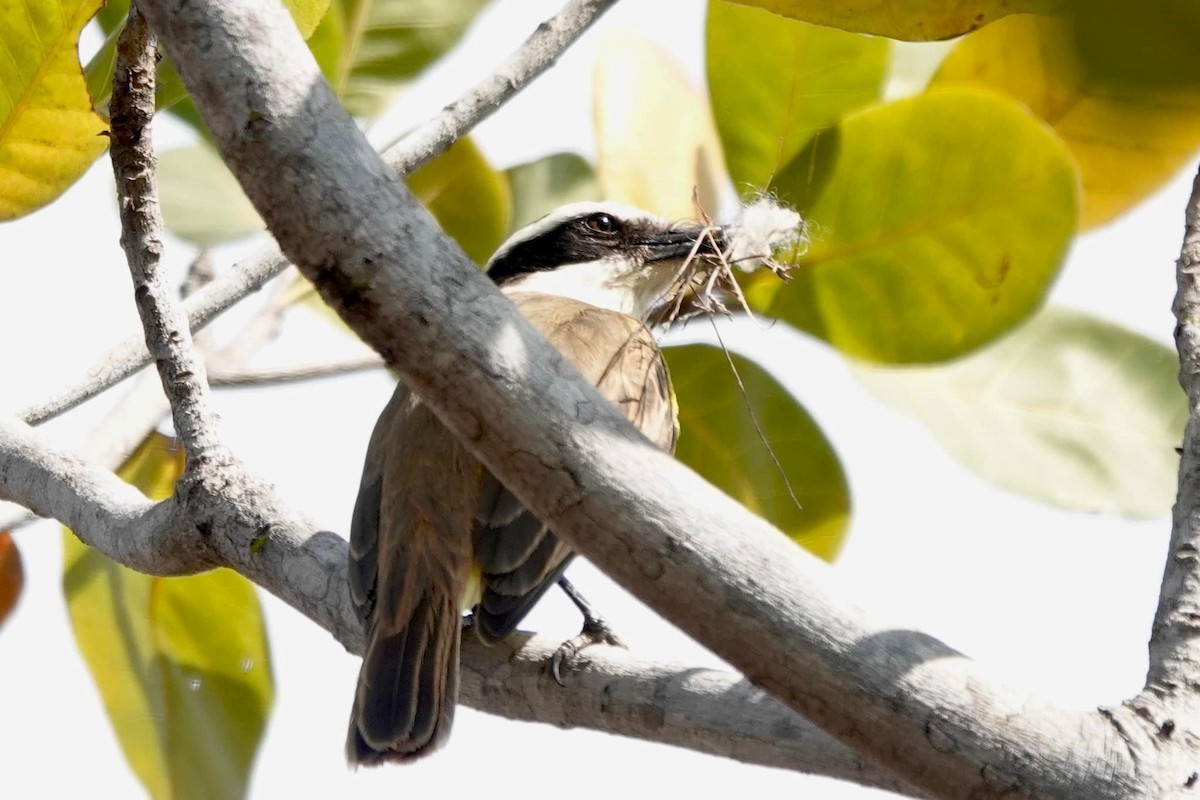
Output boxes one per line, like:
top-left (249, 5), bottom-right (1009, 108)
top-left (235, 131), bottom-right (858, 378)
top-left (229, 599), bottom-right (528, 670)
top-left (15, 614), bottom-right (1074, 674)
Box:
top-left (488, 213), bottom-right (643, 285)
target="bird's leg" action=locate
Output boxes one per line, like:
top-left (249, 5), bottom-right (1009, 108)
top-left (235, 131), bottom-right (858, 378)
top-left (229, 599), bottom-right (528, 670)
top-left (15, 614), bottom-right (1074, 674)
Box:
top-left (550, 575), bottom-right (626, 685)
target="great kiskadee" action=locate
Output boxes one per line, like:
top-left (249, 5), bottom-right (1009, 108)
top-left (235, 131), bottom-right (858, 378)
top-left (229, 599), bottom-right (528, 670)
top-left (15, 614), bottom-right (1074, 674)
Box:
top-left (346, 202), bottom-right (723, 764)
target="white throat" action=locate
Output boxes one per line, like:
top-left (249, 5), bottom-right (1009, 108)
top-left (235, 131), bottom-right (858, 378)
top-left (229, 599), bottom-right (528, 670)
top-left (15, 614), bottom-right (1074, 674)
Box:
top-left (501, 258), bottom-right (675, 320)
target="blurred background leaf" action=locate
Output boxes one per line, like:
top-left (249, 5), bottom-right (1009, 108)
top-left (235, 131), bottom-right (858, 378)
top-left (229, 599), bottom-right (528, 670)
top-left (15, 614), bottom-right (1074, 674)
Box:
top-left (0, 532), bottom-right (23, 630)
top-left (707, 0), bottom-right (889, 194)
top-left (0, 0), bottom-right (108, 221)
top-left (665, 343), bottom-right (850, 560)
top-left (932, 14), bottom-right (1200, 229)
top-left (505, 153), bottom-right (600, 231)
top-left (330, 0), bottom-right (490, 119)
top-left (748, 90), bottom-right (1078, 363)
top-left (858, 307), bottom-right (1187, 517)
top-left (726, 0), bottom-right (1056, 40)
top-left (158, 144), bottom-right (266, 246)
top-left (63, 434), bottom-right (274, 800)
top-left (1064, 0), bottom-right (1200, 90)
top-left (593, 31), bottom-right (726, 221)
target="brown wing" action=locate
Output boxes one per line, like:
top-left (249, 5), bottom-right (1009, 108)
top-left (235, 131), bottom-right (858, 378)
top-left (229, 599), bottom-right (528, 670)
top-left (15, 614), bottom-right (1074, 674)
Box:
top-left (472, 292), bottom-right (678, 643)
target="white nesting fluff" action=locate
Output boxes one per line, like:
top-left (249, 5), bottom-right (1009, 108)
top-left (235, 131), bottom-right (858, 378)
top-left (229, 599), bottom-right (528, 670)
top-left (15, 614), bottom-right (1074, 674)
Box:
top-left (722, 197), bottom-right (804, 272)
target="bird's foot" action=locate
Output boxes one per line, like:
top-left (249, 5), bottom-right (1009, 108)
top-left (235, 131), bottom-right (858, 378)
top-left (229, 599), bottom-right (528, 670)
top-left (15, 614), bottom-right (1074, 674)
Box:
top-left (550, 576), bottom-right (627, 685)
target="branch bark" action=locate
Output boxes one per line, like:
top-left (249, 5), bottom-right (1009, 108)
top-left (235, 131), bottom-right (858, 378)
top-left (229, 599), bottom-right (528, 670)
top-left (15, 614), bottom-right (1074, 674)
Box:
top-left (128, 0), bottom-right (1143, 797)
top-left (460, 634), bottom-right (924, 796)
top-left (1153, 165), bottom-right (1200, 690)
top-left (109, 6), bottom-right (223, 467)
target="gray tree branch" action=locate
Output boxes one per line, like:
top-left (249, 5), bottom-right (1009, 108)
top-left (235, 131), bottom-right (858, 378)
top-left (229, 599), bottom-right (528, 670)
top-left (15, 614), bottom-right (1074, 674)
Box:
top-left (459, 634), bottom-right (924, 796)
top-left (129, 0), bottom-right (1145, 797)
top-left (0, 411), bottom-right (915, 791)
top-left (1121, 165), bottom-right (1200, 797)
top-left (1153, 165), bottom-right (1200, 690)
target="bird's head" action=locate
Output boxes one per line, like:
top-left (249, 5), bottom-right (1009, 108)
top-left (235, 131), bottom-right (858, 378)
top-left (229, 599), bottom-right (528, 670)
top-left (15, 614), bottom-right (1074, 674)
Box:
top-left (485, 202), bottom-right (724, 321)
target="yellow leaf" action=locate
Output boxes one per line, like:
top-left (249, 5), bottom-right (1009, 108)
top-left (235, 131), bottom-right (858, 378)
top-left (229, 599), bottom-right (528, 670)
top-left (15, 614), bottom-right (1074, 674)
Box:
top-left (731, 0), bottom-right (1056, 41)
top-left (0, 0), bottom-right (108, 221)
top-left (63, 433), bottom-right (274, 800)
top-left (407, 137), bottom-right (511, 264)
top-left (933, 14), bottom-right (1200, 229)
top-left (593, 32), bottom-right (726, 221)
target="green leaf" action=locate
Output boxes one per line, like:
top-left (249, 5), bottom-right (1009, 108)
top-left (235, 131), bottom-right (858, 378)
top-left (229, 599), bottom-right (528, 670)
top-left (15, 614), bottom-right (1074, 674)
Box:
top-left (408, 136), bottom-right (511, 264)
top-left (858, 307), bottom-right (1186, 518)
top-left (1064, 0), bottom-right (1200, 90)
top-left (706, 0), bottom-right (889, 194)
top-left (665, 343), bottom-right (850, 560)
top-left (308, 1), bottom-right (348, 83)
top-left (749, 90), bottom-right (1078, 363)
top-left (332, 0), bottom-right (490, 119)
top-left (932, 13), bottom-right (1200, 229)
top-left (727, 0), bottom-right (1056, 41)
top-left (505, 153), bottom-right (600, 231)
top-left (0, 531), bottom-right (23, 630)
top-left (63, 434), bottom-right (274, 800)
top-left (593, 31), bottom-right (727, 221)
top-left (0, 0), bottom-right (108, 221)
top-left (158, 143), bottom-right (265, 246)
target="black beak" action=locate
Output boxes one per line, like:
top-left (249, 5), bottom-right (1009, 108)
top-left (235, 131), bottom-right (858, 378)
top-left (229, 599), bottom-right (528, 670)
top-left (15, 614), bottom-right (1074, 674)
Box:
top-left (640, 226), bottom-right (726, 263)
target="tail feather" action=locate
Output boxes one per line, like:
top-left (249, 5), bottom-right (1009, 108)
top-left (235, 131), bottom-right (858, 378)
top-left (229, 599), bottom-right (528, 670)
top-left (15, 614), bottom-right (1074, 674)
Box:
top-left (347, 593), bottom-right (460, 765)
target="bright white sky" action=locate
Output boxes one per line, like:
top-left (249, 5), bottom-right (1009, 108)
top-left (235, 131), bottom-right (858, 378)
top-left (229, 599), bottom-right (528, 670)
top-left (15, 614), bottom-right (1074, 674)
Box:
top-left (0, 1), bottom-right (1193, 797)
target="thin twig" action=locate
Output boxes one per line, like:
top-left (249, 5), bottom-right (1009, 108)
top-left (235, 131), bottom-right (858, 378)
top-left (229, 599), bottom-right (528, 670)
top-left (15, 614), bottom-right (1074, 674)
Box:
top-left (18, 0), bottom-right (618, 428)
top-left (386, 0), bottom-right (620, 175)
top-left (208, 269), bottom-right (298, 368)
top-left (14, 250), bottom-right (290, 427)
top-left (208, 354), bottom-right (384, 388)
top-left (109, 5), bottom-right (222, 467)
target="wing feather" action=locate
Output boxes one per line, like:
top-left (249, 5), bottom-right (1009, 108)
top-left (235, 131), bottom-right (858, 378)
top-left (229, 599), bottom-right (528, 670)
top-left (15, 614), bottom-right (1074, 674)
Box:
top-left (472, 292), bottom-right (678, 642)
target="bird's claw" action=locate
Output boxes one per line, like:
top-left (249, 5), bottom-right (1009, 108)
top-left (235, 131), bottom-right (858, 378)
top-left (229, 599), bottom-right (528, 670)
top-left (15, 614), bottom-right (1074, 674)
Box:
top-left (550, 614), bottom-right (626, 686)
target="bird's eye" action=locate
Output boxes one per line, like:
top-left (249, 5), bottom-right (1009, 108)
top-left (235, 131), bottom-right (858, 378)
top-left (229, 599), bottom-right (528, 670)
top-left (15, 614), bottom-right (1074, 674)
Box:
top-left (584, 213), bottom-right (618, 235)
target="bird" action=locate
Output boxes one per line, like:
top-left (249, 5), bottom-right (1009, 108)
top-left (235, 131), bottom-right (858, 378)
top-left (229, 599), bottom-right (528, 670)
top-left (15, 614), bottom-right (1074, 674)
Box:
top-left (345, 201), bottom-right (723, 765)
